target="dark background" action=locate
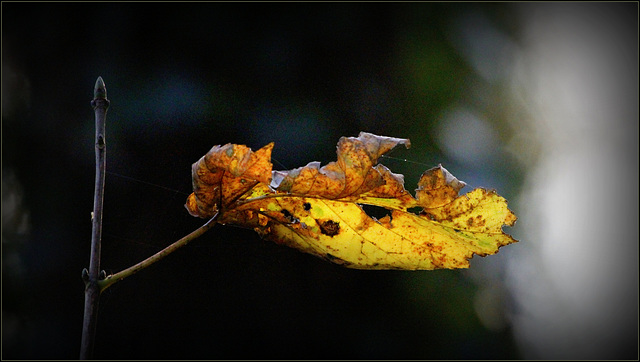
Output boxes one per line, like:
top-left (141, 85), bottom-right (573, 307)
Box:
top-left (2, 2), bottom-right (637, 360)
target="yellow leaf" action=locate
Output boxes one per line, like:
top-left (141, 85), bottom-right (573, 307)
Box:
top-left (186, 132), bottom-right (518, 270)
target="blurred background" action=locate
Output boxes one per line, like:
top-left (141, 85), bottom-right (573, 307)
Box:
top-left (2, 2), bottom-right (637, 359)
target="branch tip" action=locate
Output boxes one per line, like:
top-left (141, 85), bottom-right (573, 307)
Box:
top-left (94, 76), bottom-right (107, 100)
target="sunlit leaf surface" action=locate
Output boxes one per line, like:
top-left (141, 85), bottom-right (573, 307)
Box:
top-left (186, 132), bottom-right (517, 270)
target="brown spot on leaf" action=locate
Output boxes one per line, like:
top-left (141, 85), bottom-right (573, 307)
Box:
top-left (465, 215), bottom-right (486, 228)
top-left (378, 214), bottom-right (392, 228)
top-left (318, 219), bottom-right (340, 236)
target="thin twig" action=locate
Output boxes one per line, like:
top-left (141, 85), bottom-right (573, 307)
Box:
top-left (80, 77), bottom-right (109, 360)
top-left (98, 213), bottom-right (219, 292)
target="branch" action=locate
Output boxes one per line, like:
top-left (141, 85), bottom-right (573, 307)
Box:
top-left (80, 76), bottom-right (110, 360)
top-left (98, 213), bottom-right (219, 292)
top-left (79, 78), bottom-right (218, 359)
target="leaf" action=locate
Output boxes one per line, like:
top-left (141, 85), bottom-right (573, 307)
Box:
top-left (185, 132), bottom-right (517, 270)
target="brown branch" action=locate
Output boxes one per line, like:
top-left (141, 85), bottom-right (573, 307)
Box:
top-left (80, 76), bottom-right (109, 360)
top-left (98, 213), bottom-right (219, 292)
